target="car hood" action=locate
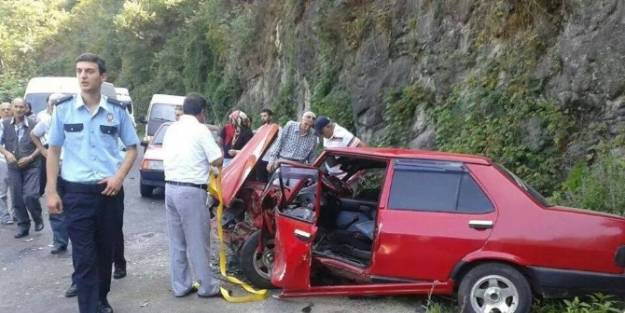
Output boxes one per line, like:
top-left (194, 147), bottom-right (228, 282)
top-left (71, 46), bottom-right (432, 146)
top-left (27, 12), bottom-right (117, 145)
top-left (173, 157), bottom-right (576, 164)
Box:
top-left (221, 123), bottom-right (279, 207)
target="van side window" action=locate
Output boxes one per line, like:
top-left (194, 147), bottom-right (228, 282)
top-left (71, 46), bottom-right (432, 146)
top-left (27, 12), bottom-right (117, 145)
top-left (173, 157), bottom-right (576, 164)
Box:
top-left (388, 163), bottom-right (493, 213)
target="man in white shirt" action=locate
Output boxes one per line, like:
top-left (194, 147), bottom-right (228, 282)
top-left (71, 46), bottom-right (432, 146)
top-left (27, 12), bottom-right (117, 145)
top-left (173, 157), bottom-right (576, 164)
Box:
top-left (314, 116), bottom-right (365, 149)
top-left (314, 116), bottom-right (366, 177)
top-left (162, 93), bottom-right (223, 298)
top-left (31, 93), bottom-right (69, 254)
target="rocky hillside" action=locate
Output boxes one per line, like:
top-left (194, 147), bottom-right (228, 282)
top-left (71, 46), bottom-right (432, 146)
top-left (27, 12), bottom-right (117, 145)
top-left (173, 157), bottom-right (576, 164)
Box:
top-left (228, 0), bottom-right (625, 196)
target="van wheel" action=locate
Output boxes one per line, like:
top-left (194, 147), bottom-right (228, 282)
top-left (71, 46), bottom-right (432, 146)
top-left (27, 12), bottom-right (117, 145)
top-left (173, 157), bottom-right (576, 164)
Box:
top-left (239, 230), bottom-right (275, 289)
top-left (140, 183), bottom-right (153, 197)
top-left (458, 263), bottom-right (531, 313)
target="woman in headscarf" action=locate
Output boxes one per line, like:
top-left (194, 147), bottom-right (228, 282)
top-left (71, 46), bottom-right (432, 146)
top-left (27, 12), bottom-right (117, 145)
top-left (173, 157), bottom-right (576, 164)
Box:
top-left (228, 111), bottom-right (253, 158)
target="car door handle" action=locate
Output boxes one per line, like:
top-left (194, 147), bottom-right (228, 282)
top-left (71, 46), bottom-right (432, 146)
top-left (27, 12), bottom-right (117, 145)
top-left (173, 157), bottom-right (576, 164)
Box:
top-left (469, 220), bottom-right (493, 230)
top-left (294, 229), bottom-right (312, 242)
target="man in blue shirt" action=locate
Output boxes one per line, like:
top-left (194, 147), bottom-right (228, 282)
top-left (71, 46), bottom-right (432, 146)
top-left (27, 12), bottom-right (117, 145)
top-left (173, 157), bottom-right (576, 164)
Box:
top-left (46, 53), bottom-right (139, 313)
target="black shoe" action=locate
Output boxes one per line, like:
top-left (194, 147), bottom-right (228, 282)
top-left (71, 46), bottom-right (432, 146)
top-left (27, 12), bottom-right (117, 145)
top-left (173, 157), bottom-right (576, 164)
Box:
top-left (34, 222), bottom-right (44, 232)
top-left (64, 283), bottom-right (77, 298)
top-left (113, 265), bottom-right (126, 279)
top-left (50, 245), bottom-right (67, 255)
top-left (98, 299), bottom-right (114, 313)
top-left (14, 230), bottom-right (28, 238)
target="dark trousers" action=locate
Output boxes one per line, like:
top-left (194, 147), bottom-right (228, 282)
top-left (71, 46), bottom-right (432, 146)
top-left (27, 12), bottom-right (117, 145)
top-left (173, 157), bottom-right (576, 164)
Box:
top-left (63, 180), bottom-right (123, 313)
top-left (39, 155), bottom-right (47, 196)
top-left (9, 164), bottom-right (42, 232)
top-left (113, 202), bottom-right (126, 269)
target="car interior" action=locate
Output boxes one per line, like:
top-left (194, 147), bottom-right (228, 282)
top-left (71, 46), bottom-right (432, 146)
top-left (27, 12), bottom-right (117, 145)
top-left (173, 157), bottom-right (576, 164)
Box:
top-left (278, 154), bottom-right (388, 284)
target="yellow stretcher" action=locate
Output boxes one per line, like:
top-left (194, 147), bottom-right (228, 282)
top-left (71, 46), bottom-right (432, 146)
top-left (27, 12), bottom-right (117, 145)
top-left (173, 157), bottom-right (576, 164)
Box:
top-left (207, 171), bottom-right (268, 303)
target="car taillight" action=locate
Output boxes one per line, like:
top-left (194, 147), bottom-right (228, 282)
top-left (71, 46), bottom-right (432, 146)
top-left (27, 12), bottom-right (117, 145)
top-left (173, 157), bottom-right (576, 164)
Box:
top-left (141, 159), bottom-right (163, 171)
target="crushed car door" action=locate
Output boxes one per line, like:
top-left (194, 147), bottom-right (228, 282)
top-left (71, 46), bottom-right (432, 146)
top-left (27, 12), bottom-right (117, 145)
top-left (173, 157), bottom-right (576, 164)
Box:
top-left (271, 166), bottom-right (319, 291)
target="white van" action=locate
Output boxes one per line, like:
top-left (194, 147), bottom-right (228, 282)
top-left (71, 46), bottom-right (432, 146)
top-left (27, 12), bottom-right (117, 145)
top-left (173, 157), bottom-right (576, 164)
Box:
top-left (140, 94), bottom-right (185, 145)
top-left (114, 87), bottom-right (135, 125)
top-left (24, 76), bottom-right (118, 114)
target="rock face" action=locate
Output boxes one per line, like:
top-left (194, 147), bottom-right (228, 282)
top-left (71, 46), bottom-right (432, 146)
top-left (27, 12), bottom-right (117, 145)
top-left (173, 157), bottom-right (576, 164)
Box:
top-left (233, 0), bottom-right (625, 158)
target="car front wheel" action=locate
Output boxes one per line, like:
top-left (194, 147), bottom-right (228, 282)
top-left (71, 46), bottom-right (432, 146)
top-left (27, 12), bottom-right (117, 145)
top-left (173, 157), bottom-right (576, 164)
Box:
top-left (239, 230), bottom-right (275, 289)
top-left (458, 263), bottom-right (532, 313)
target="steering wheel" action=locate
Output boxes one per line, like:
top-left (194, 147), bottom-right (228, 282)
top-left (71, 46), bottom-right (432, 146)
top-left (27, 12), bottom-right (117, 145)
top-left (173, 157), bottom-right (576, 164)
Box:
top-left (320, 172), bottom-right (352, 196)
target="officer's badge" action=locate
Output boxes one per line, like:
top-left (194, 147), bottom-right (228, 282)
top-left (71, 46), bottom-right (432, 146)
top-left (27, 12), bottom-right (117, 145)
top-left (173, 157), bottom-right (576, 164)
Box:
top-left (107, 113), bottom-right (114, 124)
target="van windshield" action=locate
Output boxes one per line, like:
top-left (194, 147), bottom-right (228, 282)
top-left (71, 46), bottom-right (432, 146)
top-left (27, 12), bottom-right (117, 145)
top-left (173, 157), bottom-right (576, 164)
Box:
top-left (24, 93), bottom-right (50, 114)
top-left (147, 103), bottom-right (176, 136)
top-left (149, 103), bottom-right (176, 121)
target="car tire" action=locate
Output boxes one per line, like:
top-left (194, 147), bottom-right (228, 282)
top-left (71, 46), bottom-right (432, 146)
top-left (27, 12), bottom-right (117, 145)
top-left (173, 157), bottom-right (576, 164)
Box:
top-left (458, 263), bottom-right (532, 313)
top-left (239, 230), bottom-right (275, 289)
top-left (140, 183), bottom-right (153, 198)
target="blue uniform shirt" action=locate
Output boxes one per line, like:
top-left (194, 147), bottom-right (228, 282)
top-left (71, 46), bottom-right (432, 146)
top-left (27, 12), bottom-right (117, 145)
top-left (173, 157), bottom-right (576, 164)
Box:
top-left (48, 94), bottom-right (140, 183)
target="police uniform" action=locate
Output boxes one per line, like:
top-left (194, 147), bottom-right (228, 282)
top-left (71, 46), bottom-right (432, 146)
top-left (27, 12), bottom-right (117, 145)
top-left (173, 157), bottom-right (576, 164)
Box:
top-left (48, 94), bottom-right (139, 313)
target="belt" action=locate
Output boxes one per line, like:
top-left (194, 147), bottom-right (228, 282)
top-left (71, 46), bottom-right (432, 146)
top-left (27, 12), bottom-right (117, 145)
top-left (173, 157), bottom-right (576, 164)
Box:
top-left (165, 180), bottom-right (208, 190)
top-left (61, 179), bottom-right (107, 194)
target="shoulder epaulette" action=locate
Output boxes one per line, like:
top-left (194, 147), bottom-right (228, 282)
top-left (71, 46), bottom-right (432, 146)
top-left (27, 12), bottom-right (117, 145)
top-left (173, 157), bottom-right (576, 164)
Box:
top-left (106, 97), bottom-right (124, 107)
top-left (54, 95), bottom-right (74, 106)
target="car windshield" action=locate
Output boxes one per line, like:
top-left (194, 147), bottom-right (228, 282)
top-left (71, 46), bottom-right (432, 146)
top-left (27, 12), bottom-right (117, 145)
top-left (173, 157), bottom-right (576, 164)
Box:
top-left (152, 124), bottom-right (170, 145)
top-left (496, 164), bottom-right (552, 207)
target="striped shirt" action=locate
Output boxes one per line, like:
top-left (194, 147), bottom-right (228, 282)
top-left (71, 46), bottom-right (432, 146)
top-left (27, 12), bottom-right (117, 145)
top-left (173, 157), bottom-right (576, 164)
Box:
top-left (268, 121), bottom-right (318, 164)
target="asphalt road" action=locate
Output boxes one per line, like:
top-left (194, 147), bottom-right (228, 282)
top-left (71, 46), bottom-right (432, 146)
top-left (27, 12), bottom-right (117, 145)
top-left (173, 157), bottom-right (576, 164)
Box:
top-left (0, 156), bottom-right (431, 313)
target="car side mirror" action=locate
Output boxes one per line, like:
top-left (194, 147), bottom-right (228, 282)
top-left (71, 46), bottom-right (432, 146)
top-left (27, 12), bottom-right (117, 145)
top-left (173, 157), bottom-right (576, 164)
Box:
top-left (137, 116), bottom-right (147, 124)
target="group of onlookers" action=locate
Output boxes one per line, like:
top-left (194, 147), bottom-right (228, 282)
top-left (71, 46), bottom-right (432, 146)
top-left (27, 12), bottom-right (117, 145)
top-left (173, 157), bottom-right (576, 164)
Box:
top-left (1, 50), bottom-right (366, 312)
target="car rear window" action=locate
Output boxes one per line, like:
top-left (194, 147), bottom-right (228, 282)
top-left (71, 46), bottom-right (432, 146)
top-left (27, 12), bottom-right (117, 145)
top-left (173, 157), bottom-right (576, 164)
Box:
top-left (495, 164), bottom-right (551, 207)
top-left (388, 160), bottom-right (493, 213)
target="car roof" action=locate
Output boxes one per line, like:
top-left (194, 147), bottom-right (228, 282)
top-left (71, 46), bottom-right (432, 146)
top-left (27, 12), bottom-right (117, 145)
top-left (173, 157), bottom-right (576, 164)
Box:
top-left (150, 94), bottom-right (185, 105)
top-left (325, 147), bottom-right (492, 165)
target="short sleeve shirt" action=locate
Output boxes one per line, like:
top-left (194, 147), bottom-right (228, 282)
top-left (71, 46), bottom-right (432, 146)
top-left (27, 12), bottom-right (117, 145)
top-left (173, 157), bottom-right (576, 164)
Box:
top-left (47, 95), bottom-right (140, 183)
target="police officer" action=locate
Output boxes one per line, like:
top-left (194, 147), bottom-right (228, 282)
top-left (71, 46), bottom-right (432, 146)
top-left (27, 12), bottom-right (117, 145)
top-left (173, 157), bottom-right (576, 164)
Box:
top-left (46, 53), bottom-right (139, 313)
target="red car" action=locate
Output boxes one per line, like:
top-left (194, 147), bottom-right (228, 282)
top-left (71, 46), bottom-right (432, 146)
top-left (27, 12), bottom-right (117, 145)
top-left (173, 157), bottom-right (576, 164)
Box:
top-left (221, 125), bottom-right (625, 313)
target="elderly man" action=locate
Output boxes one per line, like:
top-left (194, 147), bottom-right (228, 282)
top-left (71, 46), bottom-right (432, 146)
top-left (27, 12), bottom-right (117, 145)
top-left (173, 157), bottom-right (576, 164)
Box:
top-left (162, 93), bottom-right (223, 298)
top-left (0, 102), bottom-right (12, 225)
top-left (0, 98), bottom-right (42, 238)
top-left (266, 111), bottom-right (318, 172)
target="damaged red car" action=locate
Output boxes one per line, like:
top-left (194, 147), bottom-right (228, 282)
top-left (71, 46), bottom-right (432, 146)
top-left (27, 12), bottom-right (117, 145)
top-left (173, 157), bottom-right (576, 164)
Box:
top-left (220, 124), bottom-right (625, 313)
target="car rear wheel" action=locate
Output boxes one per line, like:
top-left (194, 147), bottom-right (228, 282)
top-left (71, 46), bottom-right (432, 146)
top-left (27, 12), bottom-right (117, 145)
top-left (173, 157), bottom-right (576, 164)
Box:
top-left (239, 230), bottom-right (275, 289)
top-left (140, 183), bottom-right (153, 197)
top-left (458, 263), bottom-right (531, 313)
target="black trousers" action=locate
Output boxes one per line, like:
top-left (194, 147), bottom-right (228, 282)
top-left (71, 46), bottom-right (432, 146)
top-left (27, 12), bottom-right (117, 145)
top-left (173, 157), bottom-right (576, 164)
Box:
top-left (62, 180), bottom-right (123, 313)
top-left (113, 201), bottom-right (126, 269)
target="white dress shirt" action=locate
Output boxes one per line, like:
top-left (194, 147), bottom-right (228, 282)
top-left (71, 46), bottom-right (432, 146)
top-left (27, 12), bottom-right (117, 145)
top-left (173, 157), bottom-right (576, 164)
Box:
top-left (323, 123), bottom-right (360, 149)
top-left (163, 115), bottom-right (223, 185)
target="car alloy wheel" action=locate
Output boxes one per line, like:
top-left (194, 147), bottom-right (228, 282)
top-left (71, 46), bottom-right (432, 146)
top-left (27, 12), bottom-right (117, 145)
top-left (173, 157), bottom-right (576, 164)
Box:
top-left (469, 275), bottom-right (519, 313)
top-left (239, 230), bottom-right (276, 289)
top-left (458, 263), bottom-right (531, 313)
